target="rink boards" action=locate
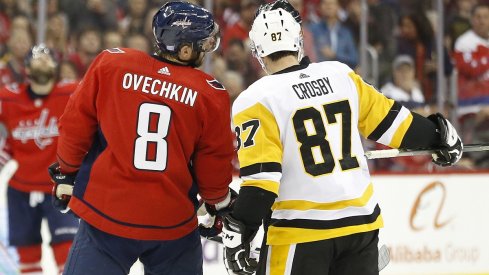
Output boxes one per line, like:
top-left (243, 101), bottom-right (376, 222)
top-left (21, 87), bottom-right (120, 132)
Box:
top-left (1, 173), bottom-right (488, 275)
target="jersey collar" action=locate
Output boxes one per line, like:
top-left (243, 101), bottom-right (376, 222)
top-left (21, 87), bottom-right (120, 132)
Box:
top-left (273, 56), bottom-right (311, 75)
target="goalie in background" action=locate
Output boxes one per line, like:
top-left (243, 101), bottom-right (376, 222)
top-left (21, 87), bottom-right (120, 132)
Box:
top-left (51, 1), bottom-right (235, 275)
top-left (221, 1), bottom-right (463, 275)
top-left (0, 44), bottom-right (79, 274)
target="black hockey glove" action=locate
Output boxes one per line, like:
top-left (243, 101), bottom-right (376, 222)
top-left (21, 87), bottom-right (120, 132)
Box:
top-left (428, 113), bottom-right (463, 166)
top-left (199, 188), bottom-right (238, 239)
top-left (48, 162), bottom-right (76, 213)
top-left (222, 214), bottom-right (258, 275)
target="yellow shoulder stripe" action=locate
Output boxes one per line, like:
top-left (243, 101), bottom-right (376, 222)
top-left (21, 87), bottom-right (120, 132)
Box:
top-left (389, 113), bottom-right (413, 148)
top-left (348, 72), bottom-right (395, 138)
top-left (233, 102), bottom-right (282, 168)
top-left (267, 215), bottom-right (383, 245)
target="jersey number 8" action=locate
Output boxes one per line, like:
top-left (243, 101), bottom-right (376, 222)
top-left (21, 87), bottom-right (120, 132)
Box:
top-left (133, 103), bottom-right (171, 171)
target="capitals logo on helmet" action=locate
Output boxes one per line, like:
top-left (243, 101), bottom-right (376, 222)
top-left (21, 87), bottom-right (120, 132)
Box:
top-left (152, 1), bottom-right (220, 54)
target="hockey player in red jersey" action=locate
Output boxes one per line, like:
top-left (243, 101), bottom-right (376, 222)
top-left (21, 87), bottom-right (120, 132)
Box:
top-left (49, 1), bottom-right (235, 274)
top-left (0, 44), bottom-right (79, 274)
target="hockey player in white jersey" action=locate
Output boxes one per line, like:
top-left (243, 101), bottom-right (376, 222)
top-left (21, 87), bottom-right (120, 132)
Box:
top-left (220, 1), bottom-right (463, 275)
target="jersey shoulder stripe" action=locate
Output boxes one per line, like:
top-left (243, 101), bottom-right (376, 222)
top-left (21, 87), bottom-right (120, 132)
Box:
top-left (348, 71), bottom-right (413, 148)
top-left (232, 102), bottom-right (282, 168)
top-left (367, 101), bottom-right (402, 140)
top-left (267, 206), bottom-right (383, 245)
top-left (240, 162), bottom-right (282, 176)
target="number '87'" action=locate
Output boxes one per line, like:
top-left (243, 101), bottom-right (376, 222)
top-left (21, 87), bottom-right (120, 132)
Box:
top-left (234, 120), bottom-right (260, 150)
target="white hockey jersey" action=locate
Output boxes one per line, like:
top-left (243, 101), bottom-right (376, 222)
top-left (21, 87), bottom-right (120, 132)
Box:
top-left (232, 61), bottom-right (414, 245)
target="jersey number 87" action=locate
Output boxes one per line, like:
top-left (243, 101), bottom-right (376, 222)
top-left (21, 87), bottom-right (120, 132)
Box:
top-left (293, 99), bottom-right (360, 176)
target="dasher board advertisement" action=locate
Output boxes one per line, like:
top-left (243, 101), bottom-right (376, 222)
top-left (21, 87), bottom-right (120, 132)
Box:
top-left (374, 173), bottom-right (489, 275)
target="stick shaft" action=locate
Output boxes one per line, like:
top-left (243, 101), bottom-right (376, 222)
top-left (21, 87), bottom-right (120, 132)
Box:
top-left (365, 143), bottom-right (489, 159)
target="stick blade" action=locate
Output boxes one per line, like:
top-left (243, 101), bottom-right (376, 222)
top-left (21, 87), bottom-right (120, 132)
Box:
top-left (378, 244), bottom-right (390, 271)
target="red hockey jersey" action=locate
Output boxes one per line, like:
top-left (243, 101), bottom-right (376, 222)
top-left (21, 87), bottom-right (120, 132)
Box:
top-left (0, 82), bottom-right (76, 193)
top-left (57, 48), bottom-right (235, 240)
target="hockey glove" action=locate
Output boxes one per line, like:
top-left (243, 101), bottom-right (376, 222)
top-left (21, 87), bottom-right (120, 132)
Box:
top-left (428, 113), bottom-right (463, 166)
top-left (48, 162), bottom-right (76, 213)
top-left (199, 188), bottom-right (238, 239)
top-left (222, 214), bottom-right (258, 275)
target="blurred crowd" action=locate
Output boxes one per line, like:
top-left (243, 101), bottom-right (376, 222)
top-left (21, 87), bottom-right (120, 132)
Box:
top-left (0, 0), bottom-right (488, 172)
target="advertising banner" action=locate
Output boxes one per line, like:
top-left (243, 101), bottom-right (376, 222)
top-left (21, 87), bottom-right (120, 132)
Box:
top-left (201, 174), bottom-right (489, 275)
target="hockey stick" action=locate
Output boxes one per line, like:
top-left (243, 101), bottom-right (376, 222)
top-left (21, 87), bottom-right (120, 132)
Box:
top-left (0, 159), bottom-right (18, 187)
top-left (365, 143), bottom-right (489, 160)
top-left (203, 236), bottom-right (391, 272)
top-left (57, 144), bottom-right (489, 197)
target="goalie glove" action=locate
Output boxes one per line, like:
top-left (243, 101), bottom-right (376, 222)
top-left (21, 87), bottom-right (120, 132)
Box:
top-left (222, 214), bottom-right (258, 275)
top-left (199, 188), bottom-right (238, 239)
top-left (48, 162), bottom-right (76, 213)
top-left (428, 113), bottom-right (463, 167)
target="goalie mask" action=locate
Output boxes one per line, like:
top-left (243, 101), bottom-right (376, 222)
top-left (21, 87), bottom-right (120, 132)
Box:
top-left (249, 8), bottom-right (304, 71)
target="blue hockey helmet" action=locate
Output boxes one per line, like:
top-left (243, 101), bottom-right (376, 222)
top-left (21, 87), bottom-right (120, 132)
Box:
top-left (152, 1), bottom-right (220, 54)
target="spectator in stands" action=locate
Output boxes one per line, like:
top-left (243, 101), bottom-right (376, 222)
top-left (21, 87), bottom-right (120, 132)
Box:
top-left (221, 70), bottom-right (245, 104)
top-left (287, 0), bottom-right (318, 62)
top-left (397, 12), bottom-right (453, 104)
top-left (344, 0), bottom-right (397, 85)
top-left (59, 60), bottom-right (79, 82)
top-left (143, 7), bottom-right (160, 38)
top-left (224, 38), bottom-right (261, 87)
top-left (309, 0), bottom-right (358, 69)
top-left (0, 0), bottom-right (31, 19)
top-left (119, 0), bottom-right (149, 36)
top-left (67, 27), bottom-right (102, 76)
top-left (9, 14), bottom-right (32, 34)
top-left (45, 12), bottom-right (69, 59)
top-left (213, 0), bottom-right (240, 32)
top-left (0, 28), bottom-right (32, 88)
top-left (103, 29), bottom-right (124, 50)
top-left (125, 33), bottom-right (150, 53)
top-left (381, 55), bottom-right (426, 111)
top-left (379, 55), bottom-right (433, 172)
top-left (211, 55), bottom-right (228, 83)
top-left (221, 0), bottom-right (260, 53)
top-left (60, 0), bottom-right (118, 33)
top-left (453, 3), bottom-right (489, 117)
top-left (452, 3), bottom-right (489, 157)
top-left (445, 0), bottom-right (477, 51)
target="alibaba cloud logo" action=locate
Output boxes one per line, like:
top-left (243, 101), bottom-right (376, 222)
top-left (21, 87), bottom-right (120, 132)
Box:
top-left (409, 181), bottom-right (454, 231)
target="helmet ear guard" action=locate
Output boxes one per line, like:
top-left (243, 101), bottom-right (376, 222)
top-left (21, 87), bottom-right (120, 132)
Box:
top-left (249, 8), bottom-right (304, 71)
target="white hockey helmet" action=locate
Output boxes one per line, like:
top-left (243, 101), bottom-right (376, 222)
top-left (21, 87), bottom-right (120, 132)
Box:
top-left (249, 8), bottom-right (303, 69)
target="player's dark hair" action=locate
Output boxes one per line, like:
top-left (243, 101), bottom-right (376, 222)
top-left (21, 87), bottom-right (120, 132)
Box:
top-left (471, 3), bottom-right (489, 16)
top-left (267, 50), bottom-right (297, 61)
